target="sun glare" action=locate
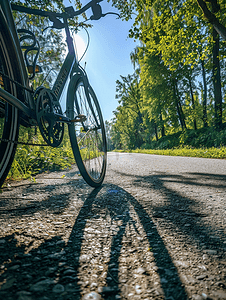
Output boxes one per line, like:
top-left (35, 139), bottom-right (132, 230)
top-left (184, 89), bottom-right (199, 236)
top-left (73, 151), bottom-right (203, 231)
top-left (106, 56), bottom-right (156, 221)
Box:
top-left (73, 34), bottom-right (87, 61)
top-left (62, 31), bottom-right (87, 61)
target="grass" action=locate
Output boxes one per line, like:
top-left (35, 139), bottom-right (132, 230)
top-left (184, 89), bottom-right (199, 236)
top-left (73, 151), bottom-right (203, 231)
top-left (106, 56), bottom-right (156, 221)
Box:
top-left (5, 127), bottom-right (75, 183)
top-left (114, 146), bottom-right (226, 159)
top-left (113, 126), bottom-right (226, 159)
top-left (5, 127), bottom-right (103, 184)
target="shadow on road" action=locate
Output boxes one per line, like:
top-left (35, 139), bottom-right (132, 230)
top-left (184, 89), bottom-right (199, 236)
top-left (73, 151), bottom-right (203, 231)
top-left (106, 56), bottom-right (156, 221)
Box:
top-left (136, 171), bottom-right (226, 250)
top-left (0, 181), bottom-right (190, 299)
top-left (0, 179), bottom-right (83, 216)
top-left (102, 185), bottom-right (188, 300)
top-left (115, 169), bottom-right (226, 257)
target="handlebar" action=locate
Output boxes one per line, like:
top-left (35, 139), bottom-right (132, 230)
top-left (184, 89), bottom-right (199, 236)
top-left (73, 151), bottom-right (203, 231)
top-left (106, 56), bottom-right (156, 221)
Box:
top-left (11, 0), bottom-right (119, 25)
top-left (65, 0), bottom-right (104, 19)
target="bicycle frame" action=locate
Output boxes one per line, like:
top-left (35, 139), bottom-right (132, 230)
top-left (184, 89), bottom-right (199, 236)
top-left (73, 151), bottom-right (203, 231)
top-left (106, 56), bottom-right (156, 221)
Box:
top-left (0, 0), bottom-right (34, 117)
top-left (0, 0), bottom-right (94, 126)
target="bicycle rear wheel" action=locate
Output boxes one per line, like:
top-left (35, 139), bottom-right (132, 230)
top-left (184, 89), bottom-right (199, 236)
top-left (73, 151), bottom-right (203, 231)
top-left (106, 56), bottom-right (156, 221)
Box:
top-left (67, 77), bottom-right (107, 187)
top-left (0, 10), bottom-right (20, 187)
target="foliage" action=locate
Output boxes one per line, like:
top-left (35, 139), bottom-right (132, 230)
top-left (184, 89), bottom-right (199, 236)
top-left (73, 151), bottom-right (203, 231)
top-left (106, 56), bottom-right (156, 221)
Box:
top-left (105, 120), bottom-right (115, 151)
top-left (116, 146), bottom-right (226, 159)
top-left (112, 125), bottom-right (226, 150)
top-left (196, 0), bottom-right (226, 40)
top-left (111, 73), bottom-right (145, 149)
top-left (110, 0), bottom-right (226, 150)
top-left (6, 127), bottom-right (75, 181)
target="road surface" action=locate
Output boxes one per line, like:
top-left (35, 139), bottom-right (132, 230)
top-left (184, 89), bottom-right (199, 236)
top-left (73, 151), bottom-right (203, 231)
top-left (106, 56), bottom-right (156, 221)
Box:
top-left (0, 152), bottom-right (226, 300)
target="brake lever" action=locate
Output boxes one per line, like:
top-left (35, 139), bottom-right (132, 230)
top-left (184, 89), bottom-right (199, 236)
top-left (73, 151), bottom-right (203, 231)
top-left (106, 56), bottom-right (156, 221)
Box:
top-left (101, 12), bottom-right (120, 18)
top-left (90, 10), bottom-right (120, 20)
top-left (49, 16), bottom-right (65, 29)
top-left (64, 3), bottom-right (120, 21)
top-left (90, 3), bottom-right (102, 20)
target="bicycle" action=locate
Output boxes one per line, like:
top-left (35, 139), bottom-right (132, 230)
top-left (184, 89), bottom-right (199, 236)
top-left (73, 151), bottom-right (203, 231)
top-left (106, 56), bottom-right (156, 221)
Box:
top-left (0, 0), bottom-right (117, 188)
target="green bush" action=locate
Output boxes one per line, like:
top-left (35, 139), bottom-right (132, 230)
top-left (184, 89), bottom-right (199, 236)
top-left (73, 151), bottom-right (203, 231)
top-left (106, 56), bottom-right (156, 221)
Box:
top-left (115, 125), bottom-right (226, 159)
top-left (140, 126), bottom-right (226, 150)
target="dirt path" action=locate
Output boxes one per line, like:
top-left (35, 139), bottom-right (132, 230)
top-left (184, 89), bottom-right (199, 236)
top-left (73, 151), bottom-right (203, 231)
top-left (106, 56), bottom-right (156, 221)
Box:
top-left (0, 152), bottom-right (226, 300)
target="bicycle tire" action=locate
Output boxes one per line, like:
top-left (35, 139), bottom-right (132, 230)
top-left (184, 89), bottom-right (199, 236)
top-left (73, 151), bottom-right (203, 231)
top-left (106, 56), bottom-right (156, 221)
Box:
top-left (67, 77), bottom-right (107, 187)
top-left (0, 8), bottom-right (21, 188)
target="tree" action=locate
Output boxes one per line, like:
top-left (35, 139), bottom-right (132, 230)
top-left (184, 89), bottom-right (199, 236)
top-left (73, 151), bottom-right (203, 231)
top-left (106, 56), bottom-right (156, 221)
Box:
top-left (200, 59), bottom-right (208, 127)
top-left (196, 0), bottom-right (226, 40)
top-left (105, 120), bottom-right (114, 150)
top-left (112, 0), bottom-right (226, 129)
top-left (112, 73), bottom-right (144, 149)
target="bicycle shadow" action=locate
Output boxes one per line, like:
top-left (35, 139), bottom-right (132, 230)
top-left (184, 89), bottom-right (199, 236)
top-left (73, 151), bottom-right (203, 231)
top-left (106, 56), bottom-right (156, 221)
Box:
top-left (65, 184), bottom-right (188, 299)
top-left (0, 184), bottom-right (188, 299)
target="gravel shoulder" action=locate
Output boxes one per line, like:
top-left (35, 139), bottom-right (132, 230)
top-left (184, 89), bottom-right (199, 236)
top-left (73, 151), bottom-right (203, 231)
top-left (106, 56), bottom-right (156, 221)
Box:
top-left (0, 152), bottom-right (226, 300)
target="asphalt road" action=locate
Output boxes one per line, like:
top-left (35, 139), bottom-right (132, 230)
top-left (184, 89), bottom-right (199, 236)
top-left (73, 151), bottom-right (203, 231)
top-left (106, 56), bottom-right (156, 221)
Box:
top-left (0, 152), bottom-right (226, 300)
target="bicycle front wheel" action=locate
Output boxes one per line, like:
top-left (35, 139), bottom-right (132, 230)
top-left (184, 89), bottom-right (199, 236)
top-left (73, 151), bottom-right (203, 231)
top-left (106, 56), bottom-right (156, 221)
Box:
top-left (0, 9), bottom-right (21, 188)
top-left (67, 78), bottom-right (107, 187)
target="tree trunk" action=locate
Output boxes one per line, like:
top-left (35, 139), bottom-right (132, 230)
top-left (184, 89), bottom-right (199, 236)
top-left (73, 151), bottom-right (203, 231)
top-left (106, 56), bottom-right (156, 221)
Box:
top-left (212, 27), bottom-right (222, 129)
top-left (173, 79), bottom-right (187, 130)
top-left (178, 99), bottom-right (187, 129)
top-left (188, 78), bottom-right (197, 130)
top-left (201, 60), bottom-right (208, 127)
top-left (196, 0), bottom-right (226, 40)
top-left (154, 121), bottom-right (158, 141)
top-left (159, 112), bottom-right (165, 137)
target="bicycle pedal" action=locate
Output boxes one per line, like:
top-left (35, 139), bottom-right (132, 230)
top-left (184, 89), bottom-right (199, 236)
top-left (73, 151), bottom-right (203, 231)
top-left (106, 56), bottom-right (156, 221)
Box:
top-left (71, 114), bottom-right (87, 122)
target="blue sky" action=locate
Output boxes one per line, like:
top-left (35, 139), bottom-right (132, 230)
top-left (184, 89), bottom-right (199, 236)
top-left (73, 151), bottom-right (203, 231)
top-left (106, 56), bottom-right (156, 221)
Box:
top-left (65, 0), bottom-right (137, 121)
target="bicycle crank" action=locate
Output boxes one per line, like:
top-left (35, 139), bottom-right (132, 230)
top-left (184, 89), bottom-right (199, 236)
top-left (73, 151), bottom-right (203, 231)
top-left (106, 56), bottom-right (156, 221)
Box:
top-left (35, 87), bottom-right (64, 147)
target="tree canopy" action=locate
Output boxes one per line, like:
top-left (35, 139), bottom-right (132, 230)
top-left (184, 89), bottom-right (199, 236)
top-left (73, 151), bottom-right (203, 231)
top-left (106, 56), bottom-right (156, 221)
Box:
top-left (110, 0), bottom-right (226, 150)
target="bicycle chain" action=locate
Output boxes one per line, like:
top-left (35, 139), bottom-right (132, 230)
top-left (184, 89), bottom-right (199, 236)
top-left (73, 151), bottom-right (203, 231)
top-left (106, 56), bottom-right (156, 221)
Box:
top-left (0, 138), bottom-right (49, 147)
